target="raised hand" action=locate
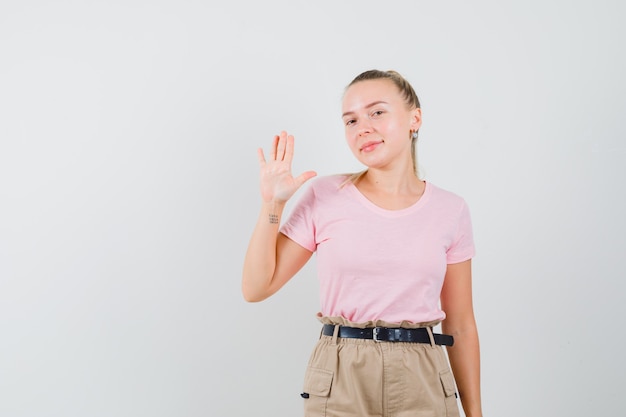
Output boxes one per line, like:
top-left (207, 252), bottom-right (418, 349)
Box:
top-left (257, 131), bottom-right (317, 203)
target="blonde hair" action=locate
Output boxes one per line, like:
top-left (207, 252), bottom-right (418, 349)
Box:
top-left (341, 69), bottom-right (422, 186)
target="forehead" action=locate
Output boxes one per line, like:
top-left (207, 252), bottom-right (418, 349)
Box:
top-left (342, 79), bottom-right (402, 112)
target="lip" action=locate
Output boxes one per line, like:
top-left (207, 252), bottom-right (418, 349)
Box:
top-left (360, 140), bottom-right (383, 153)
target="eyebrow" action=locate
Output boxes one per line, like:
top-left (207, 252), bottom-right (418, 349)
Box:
top-left (342, 100), bottom-right (389, 118)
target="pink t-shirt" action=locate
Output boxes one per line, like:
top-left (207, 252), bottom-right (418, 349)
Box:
top-left (280, 174), bottom-right (475, 324)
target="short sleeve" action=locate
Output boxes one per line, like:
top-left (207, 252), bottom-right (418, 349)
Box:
top-left (279, 185), bottom-right (317, 252)
top-left (446, 200), bottom-right (475, 264)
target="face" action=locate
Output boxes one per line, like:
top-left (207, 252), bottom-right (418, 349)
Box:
top-left (341, 79), bottom-right (421, 170)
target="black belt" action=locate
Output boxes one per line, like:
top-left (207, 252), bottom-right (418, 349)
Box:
top-left (322, 324), bottom-right (454, 346)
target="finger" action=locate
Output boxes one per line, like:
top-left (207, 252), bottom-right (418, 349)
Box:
top-left (284, 134), bottom-right (295, 163)
top-left (294, 170), bottom-right (317, 188)
top-left (276, 131), bottom-right (287, 160)
top-left (270, 135), bottom-right (279, 160)
top-left (257, 148), bottom-right (266, 167)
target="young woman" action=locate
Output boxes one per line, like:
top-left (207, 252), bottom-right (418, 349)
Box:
top-left (242, 69), bottom-right (482, 417)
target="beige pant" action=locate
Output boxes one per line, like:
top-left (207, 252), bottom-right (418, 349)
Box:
top-left (302, 317), bottom-right (460, 417)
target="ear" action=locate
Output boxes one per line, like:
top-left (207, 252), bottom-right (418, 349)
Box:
top-left (410, 107), bottom-right (422, 132)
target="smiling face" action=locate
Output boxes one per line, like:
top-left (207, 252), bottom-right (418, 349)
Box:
top-left (341, 78), bottom-right (422, 171)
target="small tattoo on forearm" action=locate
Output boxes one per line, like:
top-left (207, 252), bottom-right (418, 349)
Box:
top-left (269, 214), bottom-right (279, 224)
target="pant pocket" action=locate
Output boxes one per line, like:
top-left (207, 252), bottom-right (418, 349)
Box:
top-left (302, 366), bottom-right (333, 417)
top-left (439, 369), bottom-right (460, 417)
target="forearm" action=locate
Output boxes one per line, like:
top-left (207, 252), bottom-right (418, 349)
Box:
top-left (241, 201), bottom-right (285, 302)
top-left (444, 323), bottom-right (482, 417)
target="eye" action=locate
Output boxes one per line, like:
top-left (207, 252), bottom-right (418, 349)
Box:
top-left (371, 110), bottom-right (384, 118)
top-left (345, 118), bottom-right (356, 126)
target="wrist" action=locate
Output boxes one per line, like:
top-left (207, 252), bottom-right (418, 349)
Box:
top-left (260, 201), bottom-right (286, 225)
top-left (463, 407), bottom-right (483, 417)
top-left (261, 200), bottom-right (287, 211)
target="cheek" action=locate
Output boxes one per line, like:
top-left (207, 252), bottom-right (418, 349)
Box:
top-left (386, 121), bottom-right (408, 139)
top-left (345, 137), bottom-right (362, 157)
top-left (344, 129), bottom-right (357, 147)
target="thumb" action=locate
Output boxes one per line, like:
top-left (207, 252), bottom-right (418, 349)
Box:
top-left (294, 171), bottom-right (317, 188)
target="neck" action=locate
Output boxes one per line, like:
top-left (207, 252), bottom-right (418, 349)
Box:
top-left (359, 167), bottom-right (422, 195)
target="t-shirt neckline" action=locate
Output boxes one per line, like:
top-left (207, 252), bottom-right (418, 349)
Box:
top-left (346, 179), bottom-right (432, 217)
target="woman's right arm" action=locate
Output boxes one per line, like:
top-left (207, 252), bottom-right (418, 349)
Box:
top-left (241, 131), bottom-right (317, 302)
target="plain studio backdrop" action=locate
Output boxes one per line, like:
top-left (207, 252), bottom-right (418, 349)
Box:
top-left (1, 1), bottom-right (624, 416)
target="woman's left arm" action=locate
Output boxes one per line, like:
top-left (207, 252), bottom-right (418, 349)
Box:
top-left (440, 259), bottom-right (483, 417)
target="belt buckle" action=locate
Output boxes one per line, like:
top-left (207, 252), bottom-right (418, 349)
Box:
top-left (373, 327), bottom-right (382, 342)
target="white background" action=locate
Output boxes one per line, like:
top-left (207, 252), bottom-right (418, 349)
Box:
top-left (1, 1), bottom-right (624, 416)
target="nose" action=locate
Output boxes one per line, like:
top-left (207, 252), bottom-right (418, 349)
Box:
top-left (357, 119), bottom-right (373, 137)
